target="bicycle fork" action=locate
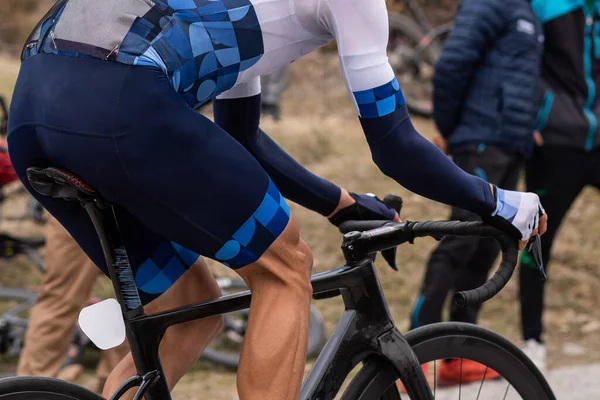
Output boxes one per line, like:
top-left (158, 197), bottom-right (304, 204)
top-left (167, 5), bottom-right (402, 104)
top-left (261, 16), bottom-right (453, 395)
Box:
top-left (379, 328), bottom-right (433, 399)
top-left (300, 260), bottom-right (433, 400)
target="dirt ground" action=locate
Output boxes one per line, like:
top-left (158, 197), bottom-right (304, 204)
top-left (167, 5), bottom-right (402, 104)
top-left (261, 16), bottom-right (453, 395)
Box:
top-left (1, 33), bottom-right (600, 399)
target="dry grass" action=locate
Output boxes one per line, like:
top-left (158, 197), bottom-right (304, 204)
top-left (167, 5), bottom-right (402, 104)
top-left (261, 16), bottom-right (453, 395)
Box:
top-left (0, 34), bottom-right (600, 400)
top-left (0, 0), bottom-right (54, 53)
top-left (0, 56), bottom-right (20, 100)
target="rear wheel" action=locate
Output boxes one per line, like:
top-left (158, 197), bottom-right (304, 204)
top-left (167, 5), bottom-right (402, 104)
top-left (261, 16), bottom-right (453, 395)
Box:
top-left (0, 376), bottom-right (103, 399)
top-left (342, 322), bottom-right (555, 399)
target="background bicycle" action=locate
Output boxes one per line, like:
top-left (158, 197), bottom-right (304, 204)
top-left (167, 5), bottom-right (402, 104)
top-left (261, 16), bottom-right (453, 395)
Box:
top-left (387, 0), bottom-right (455, 118)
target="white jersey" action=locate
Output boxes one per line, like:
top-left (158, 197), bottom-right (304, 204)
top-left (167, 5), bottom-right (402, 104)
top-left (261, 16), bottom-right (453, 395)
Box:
top-left (29, 0), bottom-right (400, 118)
top-left (218, 0), bottom-right (395, 107)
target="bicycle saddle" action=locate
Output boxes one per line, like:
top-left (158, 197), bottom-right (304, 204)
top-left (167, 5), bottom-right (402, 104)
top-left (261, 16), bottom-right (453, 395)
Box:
top-left (26, 167), bottom-right (98, 202)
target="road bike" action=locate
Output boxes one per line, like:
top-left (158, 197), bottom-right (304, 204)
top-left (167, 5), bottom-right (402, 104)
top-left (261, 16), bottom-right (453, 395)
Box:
top-left (0, 166), bottom-right (555, 399)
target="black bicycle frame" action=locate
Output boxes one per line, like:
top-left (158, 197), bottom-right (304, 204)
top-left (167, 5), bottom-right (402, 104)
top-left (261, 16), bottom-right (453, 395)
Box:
top-left (85, 202), bottom-right (433, 400)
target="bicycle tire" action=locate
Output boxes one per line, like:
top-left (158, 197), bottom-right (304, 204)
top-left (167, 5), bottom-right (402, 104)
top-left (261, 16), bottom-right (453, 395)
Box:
top-left (342, 322), bottom-right (555, 400)
top-left (0, 376), bottom-right (103, 399)
top-left (201, 278), bottom-right (327, 369)
top-left (387, 12), bottom-right (441, 118)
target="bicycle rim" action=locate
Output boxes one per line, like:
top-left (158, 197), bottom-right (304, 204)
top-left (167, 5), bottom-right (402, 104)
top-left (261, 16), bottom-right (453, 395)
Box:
top-left (341, 322), bottom-right (555, 400)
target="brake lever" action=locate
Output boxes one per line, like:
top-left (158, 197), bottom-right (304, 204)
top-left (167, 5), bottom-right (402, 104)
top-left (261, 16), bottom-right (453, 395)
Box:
top-left (527, 234), bottom-right (546, 280)
top-left (381, 248), bottom-right (398, 271)
top-left (381, 194), bottom-right (403, 271)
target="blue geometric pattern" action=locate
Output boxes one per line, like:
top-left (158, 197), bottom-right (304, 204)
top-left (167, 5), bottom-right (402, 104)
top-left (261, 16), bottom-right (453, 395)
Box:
top-left (353, 77), bottom-right (406, 119)
top-left (214, 179), bottom-right (290, 268)
top-left (135, 241), bottom-right (200, 302)
top-left (122, 0), bottom-right (264, 108)
top-left (27, 0), bottom-right (264, 108)
top-left (492, 188), bottom-right (519, 222)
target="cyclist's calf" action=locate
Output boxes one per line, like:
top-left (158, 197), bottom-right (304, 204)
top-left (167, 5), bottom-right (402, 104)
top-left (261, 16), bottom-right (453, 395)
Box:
top-left (235, 216), bottom-right (313, 400)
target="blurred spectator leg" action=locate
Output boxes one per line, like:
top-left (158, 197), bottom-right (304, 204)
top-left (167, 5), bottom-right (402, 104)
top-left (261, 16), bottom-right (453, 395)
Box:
top-left (412, 146), bottom-right (521, 328)
top-left (410, 146), bottom-right (522, 383)
top-left (260, 66), bottom-right (290, 121)
top-left (451, 147), bottom-right (521, 324)
top-left (411, 206), bottom-right (481, 329)
top-left (17, 215), bottom-right (127, 388)
top-left (519, 147), bottom-right (585, 369)
top-left (17, 215), bottom-right (99, 378)
top-left (449, 236), bottom-right (499, 324)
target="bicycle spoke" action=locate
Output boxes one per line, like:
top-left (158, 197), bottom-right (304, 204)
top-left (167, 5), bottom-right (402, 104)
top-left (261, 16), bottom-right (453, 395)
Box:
top-left (503, 382), bottom-right (511, 400)
top-left (433, 360), bottom-right (437, 398)
top-left (458, 358), bottom-right (462, 399)
top-left (475, 366), bottom-right (488, 399)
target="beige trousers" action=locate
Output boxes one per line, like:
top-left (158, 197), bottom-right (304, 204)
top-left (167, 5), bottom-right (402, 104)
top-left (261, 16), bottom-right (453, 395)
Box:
top-left (17, 215), bottom-right (128, 389)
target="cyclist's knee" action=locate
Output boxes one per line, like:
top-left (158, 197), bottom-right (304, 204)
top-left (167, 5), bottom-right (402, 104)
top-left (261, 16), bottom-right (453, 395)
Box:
top-left (279, 216), bottom-right (313, 272)
top-left (293, 237), bottom-right (314, 296)
top-left (240, 216), bottom-right (313, 294)
top-left (271, 217), bottom-right (313, 290)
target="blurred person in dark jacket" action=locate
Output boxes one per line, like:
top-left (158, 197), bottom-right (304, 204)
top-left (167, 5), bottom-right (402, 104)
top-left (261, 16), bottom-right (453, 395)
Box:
top-left (409, 0), bottom-right (543, 384)
top-left (519, 0), bottom-right (600, 370)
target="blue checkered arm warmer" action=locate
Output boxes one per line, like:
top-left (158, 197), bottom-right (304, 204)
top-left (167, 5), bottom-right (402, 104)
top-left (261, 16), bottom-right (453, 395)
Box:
top-left (359, 101), bottom-right (496, 216)
top-left (214, 94), bottom-right (342, 216)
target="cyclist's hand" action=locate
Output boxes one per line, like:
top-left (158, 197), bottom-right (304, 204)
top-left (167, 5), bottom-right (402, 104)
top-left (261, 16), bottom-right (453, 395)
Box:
top-left (487, 186), bottom-right (547, 250)
top-left (533, 130), bottom-right (544, 147)
top-left (328, 192), bottom-right (399, 227)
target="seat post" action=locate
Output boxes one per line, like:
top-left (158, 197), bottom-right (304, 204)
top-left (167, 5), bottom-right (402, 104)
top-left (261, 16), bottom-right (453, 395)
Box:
top-left (25, 167), bottom-right (172, 397)
top-left (81, 199), bottom-right (144, 317)
top-left (82, 200), bottom-right (175, 399)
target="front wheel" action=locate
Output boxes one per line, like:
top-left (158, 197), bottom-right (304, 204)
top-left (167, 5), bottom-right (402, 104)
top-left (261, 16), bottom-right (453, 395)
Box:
top-left (342, 322), bottom-right (555, 400)
top-left (0, 376), bottom-right (103, 399)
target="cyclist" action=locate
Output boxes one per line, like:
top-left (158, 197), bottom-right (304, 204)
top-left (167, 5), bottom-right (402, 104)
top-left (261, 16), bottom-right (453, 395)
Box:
top-left (8, 1), bottom-right (546, 399)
